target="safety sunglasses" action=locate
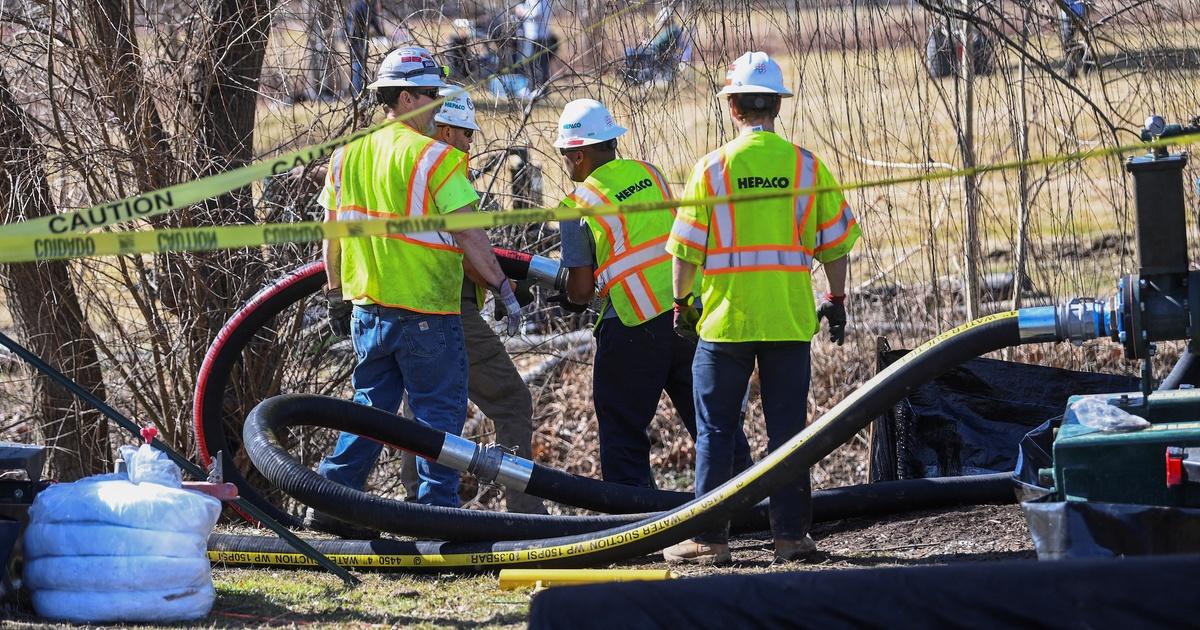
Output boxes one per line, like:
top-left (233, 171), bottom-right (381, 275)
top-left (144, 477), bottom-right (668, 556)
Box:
top-left (407, 88), bottom-right (440, 100)
top-left (438, 124), bottom-right (474, 138)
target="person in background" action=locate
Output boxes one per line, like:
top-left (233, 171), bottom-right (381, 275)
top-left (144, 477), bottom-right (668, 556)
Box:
top-left (423, 87), bottom-right (548, 514)
top-left (513, 0), bottom-right (553, 88)
top-left (346, 0), bottom-right (384, 96)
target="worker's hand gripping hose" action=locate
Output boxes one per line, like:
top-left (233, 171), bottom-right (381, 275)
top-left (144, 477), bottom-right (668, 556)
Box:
top-left (225, 312), bottom-right (1022, 570)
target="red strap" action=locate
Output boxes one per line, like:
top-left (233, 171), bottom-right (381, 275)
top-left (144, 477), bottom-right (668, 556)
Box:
top-left (825, 292), bottom-right (846, 305)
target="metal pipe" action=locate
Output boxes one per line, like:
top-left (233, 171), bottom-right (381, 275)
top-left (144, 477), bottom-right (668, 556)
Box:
top-left (1017, 298), bottom-right (1111, 346)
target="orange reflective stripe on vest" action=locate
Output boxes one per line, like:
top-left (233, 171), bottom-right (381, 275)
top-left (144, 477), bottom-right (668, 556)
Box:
top-left (667, 130), bottom-right (860, 342)
top-left (703, 146), bottom-right (817, 274)
top-left (400, 142), bottom-right (460, 251)
top-left (816, 201), bottom-right (857, 253)
top-left (568, 160), bottom-right (676, 326)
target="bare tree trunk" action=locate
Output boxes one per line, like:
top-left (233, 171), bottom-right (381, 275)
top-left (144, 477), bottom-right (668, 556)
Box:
top-left (179, 0), bottom-right (273, 354)
top-left (304, 0), bottom-right (337, 101)
top-left (173, 0), bottom-right (275, 451)
top-left (0, 71), bottom-right (111, 480)
top-left (958, 2), bottom-right (981, 320)
top-left (83, 0), bottom-right (176, 190)
top-left (1011, 5), bottom-right (1032, 311)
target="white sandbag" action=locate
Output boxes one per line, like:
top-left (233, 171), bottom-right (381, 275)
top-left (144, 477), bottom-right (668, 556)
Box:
top-left (28, 477), bottom-right (220, 534)
top-left (31, 585), bottom-right (215, 623)
top-left (24, 459), bottom-right (220, 623)
top-left (23, 523), bottom-right (206, 560)
top-left (24, 555), bottom-right (212, 591)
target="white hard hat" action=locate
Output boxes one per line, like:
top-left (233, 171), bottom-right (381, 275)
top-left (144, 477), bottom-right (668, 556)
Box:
top-left (367, 46), bottom-right (448, 90)
top-left (553, 99), bottom-right (627, 149)
top-left (434, 87), bottom-right (480, 131)
top-left (716, 51), bottom-right (793, 98)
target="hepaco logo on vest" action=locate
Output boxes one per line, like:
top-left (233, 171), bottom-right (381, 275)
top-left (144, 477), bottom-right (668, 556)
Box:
top-left (736, 176), bottom-right (790, 189)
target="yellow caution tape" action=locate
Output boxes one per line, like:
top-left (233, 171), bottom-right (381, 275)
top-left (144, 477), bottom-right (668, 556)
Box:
top-left (0, 0), bottom-right (652, 240)
top-left (0, 124), bottom-right (383, 238)
top-left (0, 132), bottom-right (1195, 264)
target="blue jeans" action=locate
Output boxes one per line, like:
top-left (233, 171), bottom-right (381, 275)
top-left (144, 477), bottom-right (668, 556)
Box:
top-left (317, 305), bottom-right (468, 507)
top-left (693, 340), bottom-right (812, 543)
top-left (593, 312), bottom-right (750, 487)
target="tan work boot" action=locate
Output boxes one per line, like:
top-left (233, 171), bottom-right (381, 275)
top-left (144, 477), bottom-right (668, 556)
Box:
top-left (662, 539), bottom-right (731, 565)
top-left (774, 535), bottom-right (817, 562)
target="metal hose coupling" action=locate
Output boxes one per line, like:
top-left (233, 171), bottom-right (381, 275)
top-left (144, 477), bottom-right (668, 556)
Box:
top-left (528, 254), bottom-right (567, 291)
top-left (437, 434), bottom-right (534, 492)
top-left (1017, 298), bottom-right (1111, 345)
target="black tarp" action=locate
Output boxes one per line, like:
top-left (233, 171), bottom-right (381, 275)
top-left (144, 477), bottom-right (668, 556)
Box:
top-left (1016, 417), bottom-right (1200, 559)
top-left (871, 348), bottom-right (1139, 480)
top-left (529, 555), bottom-right (1200, 630)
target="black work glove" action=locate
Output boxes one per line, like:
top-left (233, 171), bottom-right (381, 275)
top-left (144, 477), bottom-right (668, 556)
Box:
top-left (547, 292), bottom-right (588, 314)
top-left (816, 295), bottom-right (847, 346)
top-left (324, 287), bottom-right (352, 338)
top-left (673, 293), bottom-right (700, 341)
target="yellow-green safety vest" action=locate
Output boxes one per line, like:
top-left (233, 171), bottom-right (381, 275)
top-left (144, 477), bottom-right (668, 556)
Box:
top-left (561, 159), bottom-right (676, 326)
top-left (323, 124), bottom-right (477, 314)
top-left (666, 131), bottom-right (860, 342)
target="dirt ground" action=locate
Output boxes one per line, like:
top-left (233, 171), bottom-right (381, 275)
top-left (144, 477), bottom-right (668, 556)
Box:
top-left (0, 504), bottom-right (1030, 629)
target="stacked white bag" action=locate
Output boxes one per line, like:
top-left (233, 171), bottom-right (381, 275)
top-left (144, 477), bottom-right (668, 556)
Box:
top-left (22, 443), bottom-right (222, 623)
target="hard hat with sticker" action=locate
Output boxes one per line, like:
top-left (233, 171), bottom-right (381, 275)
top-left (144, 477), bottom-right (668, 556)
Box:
top-left (553, 99), bottom-right (627, 149)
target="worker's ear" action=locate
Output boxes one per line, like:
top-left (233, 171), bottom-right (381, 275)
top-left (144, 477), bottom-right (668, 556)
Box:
top-left (726, 95), bottom-right (743, 122)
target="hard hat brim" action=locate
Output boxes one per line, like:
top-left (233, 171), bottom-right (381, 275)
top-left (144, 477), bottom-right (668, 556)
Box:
top-left (367, 75), bottom-right (448, 90)
top-left (433, 115), bottom-right (481, 131)
top-left (716, 84), bottom-right (793, 98)
top-left (552, 125), bottom-right (628, 149)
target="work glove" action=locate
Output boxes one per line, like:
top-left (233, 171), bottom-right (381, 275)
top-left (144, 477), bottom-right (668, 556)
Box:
top-left (547, 292), bottom-right (588, 314)
top-left (495, 278), bottom-right (537, 320)
top-left (673, 293), bottom-right (700, 341)
top-left (324, 287), bottom-right (352, 338)
top-left (493, 280), bottom-right (524, 336)
top-left (817, 294), bottom-right (847, 346)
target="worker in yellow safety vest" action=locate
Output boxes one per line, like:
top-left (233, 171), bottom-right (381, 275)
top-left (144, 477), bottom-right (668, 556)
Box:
top-left (662, 51), bottom-right (860, 565)
top-left (311, 47), bottom-right (527, 536)
top-left (555, 98), bottom-right (750, 488)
